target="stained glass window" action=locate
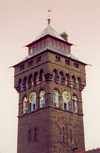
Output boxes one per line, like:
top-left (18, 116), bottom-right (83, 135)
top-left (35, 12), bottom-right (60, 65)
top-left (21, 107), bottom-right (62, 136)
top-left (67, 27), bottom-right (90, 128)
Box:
top-left (40, 90), bottom-right (45, 108)
top-left (22, 96), bottom-right (28, 114)
top-left (72, 94), bottom-right (78, 113)
top-left (53, 89), bottom-right (59, 107)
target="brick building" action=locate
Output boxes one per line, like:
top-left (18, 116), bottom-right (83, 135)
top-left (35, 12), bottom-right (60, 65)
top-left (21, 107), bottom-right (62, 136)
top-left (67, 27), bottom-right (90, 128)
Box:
top-left (13, 18), bottom-right (87, 153)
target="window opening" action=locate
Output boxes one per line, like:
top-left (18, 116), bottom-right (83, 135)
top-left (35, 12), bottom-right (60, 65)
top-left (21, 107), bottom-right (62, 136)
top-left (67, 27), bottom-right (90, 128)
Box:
top-left (70, 129), bottom-right (72, 145)
top-left (29, 92), bottom-right (36, 111)
top-left (55, 55), bottom-right (60, 62)
top-left (28, 60), bottom-right (33, 67)
top-left (78, 77), bottom-right (81, 90)
top-left (29, 74), bottom-right (34, 88)
top-left (65, 58), bottom-right (70, 65)
top-left (40, 70), bottom-right (45, 83)
top-left (62, 91), bottom-right (71, 110)
top-left (58, 71), bottom-right (63, 84)
top-left (53, 89), bottom-right (59, 108)
top-left (69, 75), bottom-right (75, 88)
top-left (62, 127), bottom-right (65, 142)
top-left (72, 94), bottom-right (78, 113)
top-left (65, 74), bottom-right (70, 86)
top-left (29, 127), bottom-right (38, 142)
top-left (22, 96), bottom-right (28, 114)
top-left (52, 69), bottom-right (57, 82)
top-left (74, 62), bottom-right (79, 68)
top-left (20, 64), bottom-right (24, 70)
top-left (18, 79), bottom-right (23, 92)
top-left (40, 89), bottom-right (45, 108)
top-left (23, 77), bottom-right (28, 90)
top-left (37, 56), bottom-right (41, 62)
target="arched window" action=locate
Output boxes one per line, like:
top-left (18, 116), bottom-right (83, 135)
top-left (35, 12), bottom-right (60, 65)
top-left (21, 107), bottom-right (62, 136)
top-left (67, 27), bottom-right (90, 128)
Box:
top-left (39, 89), bottom-right (45, 108)
top-left (23, 77), bottom-right (28, 90)
top-left (52, 69), bottom-right (58, 82)
top-left (65, 73), bottom-right (70, 86)
top-left (29, 92), bottom-right (36, 111)
top-left (62, 91), bottom-right (71, 110)
top-left (53, 89), bottom-right (59, 107)
top-left (58, 71), bottom-right (63, 84)
top-left (18, 79), bottom-right (23, 92)
top-left (40, 69), bottom-right (45, 83)
top-left (34, 72), bottom-right (39, 85)
top-left (72, 75), bottom-right (76, 88)
top-left (78, 77), bottom-right (81, 90)
top-left (69, 75), bottom-right (75, 88)
top-left (28, 74), bottom-right (34, 88)
top-left (72, 94), bottom-right (78, 113)
top-left (22, 96), bottom-right (28, 114)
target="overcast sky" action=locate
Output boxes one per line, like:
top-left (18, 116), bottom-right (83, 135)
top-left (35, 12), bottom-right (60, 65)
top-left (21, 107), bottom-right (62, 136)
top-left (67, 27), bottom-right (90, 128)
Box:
top-left (0, 0), bottom-right (100, 152)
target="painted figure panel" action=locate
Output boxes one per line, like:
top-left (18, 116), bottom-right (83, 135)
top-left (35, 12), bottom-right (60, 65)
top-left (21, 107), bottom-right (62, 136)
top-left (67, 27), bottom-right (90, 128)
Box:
top-left (72, 95), bottom-right (78, 113)
top-left (40, 90), bottom-right (45, 108)
top-left (53, 89), bottom-right (59, 107)
top-left (23, 96), bottom-right (28, 114)
top-left (62, 91), bottom-right (71, 110)
top-left (29, 92), bottom-right (36, 111)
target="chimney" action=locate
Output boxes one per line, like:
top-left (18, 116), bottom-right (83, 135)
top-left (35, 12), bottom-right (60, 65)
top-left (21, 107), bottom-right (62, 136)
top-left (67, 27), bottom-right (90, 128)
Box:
top-left (60, 32), bottom-right (68, 42)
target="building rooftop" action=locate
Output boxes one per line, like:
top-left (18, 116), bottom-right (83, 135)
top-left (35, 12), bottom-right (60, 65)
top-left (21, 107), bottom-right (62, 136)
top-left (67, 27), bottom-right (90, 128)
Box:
top-left (13, 20), bottom-right (87, 67)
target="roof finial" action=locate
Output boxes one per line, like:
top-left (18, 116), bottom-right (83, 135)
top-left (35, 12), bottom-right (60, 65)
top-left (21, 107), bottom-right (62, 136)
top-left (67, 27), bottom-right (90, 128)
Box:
top-left (47, 9), bottom-right (52, 24)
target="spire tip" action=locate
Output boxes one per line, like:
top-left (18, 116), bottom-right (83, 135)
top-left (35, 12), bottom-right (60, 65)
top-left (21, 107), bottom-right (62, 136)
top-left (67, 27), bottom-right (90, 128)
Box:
top-left (47, 9), bottom-right (52, 24)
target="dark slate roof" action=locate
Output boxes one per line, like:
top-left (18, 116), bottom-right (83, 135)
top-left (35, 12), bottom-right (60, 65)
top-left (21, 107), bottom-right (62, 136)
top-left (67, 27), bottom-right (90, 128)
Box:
top-left (13, 45), bottom-right (86, 67)
top-left (34, 23), bottom-right (66, 42)
top-left (13, 23), bottom-right (87, 67)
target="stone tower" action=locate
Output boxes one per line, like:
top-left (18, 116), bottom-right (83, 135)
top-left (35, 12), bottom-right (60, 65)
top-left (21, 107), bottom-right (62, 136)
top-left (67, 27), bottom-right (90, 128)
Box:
top-left (13, 19), bottom-right (86, 153)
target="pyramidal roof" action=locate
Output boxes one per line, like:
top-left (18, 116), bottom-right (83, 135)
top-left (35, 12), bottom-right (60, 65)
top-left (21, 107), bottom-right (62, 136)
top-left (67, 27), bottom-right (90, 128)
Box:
top-left (34, 23), bottom-right (66, 42)
top-left (13, 20), bottom-right (87, 67)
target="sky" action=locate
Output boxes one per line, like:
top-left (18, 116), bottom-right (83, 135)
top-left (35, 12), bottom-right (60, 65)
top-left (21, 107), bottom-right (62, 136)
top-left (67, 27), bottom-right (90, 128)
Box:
top-left (0, 0), bottom-right (100, 152)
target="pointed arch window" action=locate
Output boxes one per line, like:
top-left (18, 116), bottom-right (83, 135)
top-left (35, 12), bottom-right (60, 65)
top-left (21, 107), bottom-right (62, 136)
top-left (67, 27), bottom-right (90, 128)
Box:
top-left (52, 69), bottom-right (57, 82)
top-left (23, 77), bottom-right (28, 90)
top-left (65, 73), bottom-right (70, 86)
top-left (39, 89), bottom-right (45, 108)
top-left (40, 69), bottom-right (45, 83)
top-left (34, 72), bottom-right (39, 85)
top-left (69, 75), bottom-right (76, 88)
top-left (78, 77), bottom-right (81, 90)
top-left (29, 92), bottom-right (36, 111)
top-left (53, 89), bottom-right (59, 108)
top-left (58, 71), bottom-right (63, 84)
top-left (22, 96), bottom-right (28, 114)
top-left (18, 79), bottom-right (23, 92)
top-left (29, 74), bottom-right (34, 88)
top-left (72, 94), bottom-right (78, 113)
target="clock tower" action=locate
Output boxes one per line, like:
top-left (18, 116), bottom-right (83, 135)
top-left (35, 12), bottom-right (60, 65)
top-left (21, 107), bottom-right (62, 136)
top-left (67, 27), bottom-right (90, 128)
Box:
top-left (13, 18), bottom-right (86, 153)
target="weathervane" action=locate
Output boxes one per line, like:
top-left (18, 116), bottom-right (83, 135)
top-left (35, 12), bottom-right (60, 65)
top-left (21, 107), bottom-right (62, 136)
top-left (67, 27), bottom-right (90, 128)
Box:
top-left (47, 9), bottom-right (52, 24)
